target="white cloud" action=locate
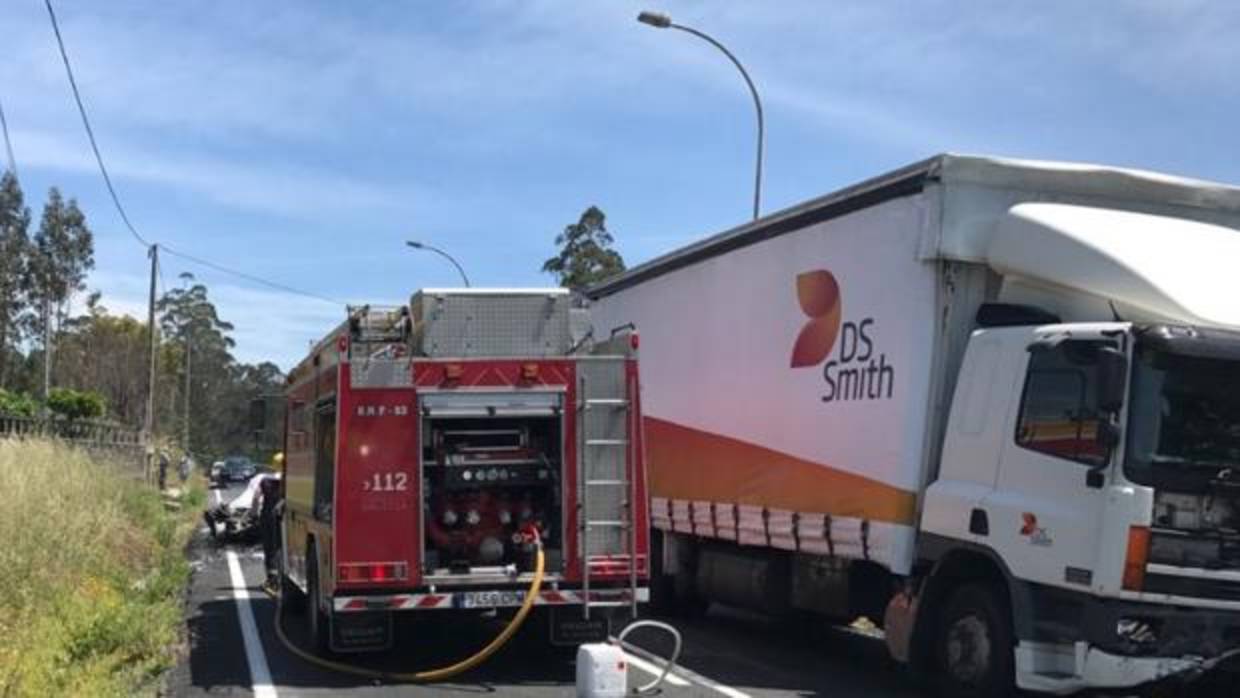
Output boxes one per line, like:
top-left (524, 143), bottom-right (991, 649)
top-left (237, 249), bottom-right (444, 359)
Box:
top-left (11, 127), bottom-right (420, 221)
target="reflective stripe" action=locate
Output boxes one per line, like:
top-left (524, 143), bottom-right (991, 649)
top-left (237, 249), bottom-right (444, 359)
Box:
top-left (333, 587), bottom-right (649, 612)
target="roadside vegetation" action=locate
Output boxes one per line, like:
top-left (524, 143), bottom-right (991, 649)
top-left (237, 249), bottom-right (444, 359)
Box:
top-left (0, 439), bottom-right (203, 697)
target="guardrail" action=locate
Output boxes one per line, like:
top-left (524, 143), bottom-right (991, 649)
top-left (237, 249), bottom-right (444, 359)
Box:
top-left (0, 414), bottom-right (147, 480)
top-left (0, 414), bottom-right (143, 448)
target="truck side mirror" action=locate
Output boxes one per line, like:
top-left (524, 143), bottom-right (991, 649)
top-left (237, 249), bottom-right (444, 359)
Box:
top-left (1097, 347), bottom-right (1128, 414)
top-left (1095, 418), bottom-right (1121, 450)
top-left (249, 397), bottom-right (267, 432)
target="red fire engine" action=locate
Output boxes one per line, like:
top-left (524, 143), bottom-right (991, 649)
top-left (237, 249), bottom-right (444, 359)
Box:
top-left (278, 289), bottom-right (649, 653)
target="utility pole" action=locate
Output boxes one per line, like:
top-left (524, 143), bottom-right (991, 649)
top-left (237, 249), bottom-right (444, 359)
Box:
top-left (182, 306), bottom-right (191, 455)
top-left (143, 244), bottom-right (158, 483)
top-left (42, 300), bottom-right (51, 405)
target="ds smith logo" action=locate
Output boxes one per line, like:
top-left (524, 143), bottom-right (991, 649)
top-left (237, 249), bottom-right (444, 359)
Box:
top-left (790, 270), bottom-right (895, 403)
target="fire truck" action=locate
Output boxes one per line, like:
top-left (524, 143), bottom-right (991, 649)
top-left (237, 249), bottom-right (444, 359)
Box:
top-left (278, 288), bottom-right (649, 653)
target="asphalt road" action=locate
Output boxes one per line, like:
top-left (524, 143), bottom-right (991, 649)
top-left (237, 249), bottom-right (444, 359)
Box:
top-left (172, 480), bottom-right (928, 698)
top-left (178, 482), bottom-right (1240, 698)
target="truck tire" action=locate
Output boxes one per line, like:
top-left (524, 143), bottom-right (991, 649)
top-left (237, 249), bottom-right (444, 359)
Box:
top-left (306, 543), bottom-right (330, 653)
top-left (934, 583), bottom-right (1014, 698)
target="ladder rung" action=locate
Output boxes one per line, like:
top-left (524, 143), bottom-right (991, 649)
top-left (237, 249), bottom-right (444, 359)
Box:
top-left (585, 479), bottom-right (628, 486)
top-left (586, 439), bottom-right (628, 446)
top-left (584, 398), bottom-right (628, 407)
top-left (584, 601), bottom-right (630, 608)
top-left (584, 521), bottom-right (628, 528)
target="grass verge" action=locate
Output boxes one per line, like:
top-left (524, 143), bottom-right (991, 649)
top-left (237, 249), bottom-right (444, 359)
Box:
top-left (0, 439), bottom-right (202, 697)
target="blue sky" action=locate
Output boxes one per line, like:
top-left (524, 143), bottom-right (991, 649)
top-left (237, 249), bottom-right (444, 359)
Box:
top-left (4, 1), bottom-right (1240, 369)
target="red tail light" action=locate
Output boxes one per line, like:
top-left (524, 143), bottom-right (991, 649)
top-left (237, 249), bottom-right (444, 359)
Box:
top-left (1122, 526), bottom-right (1150, 591)
top-left (338, 562), bottom-right (408, 583)
top-left (520, 363), bottom-right (540, 381)
top-left (630, 332), bottom-right (640, 350)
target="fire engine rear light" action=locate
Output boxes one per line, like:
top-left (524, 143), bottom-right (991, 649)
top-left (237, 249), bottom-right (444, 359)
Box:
top-left (444, 364), bottom-right (463, 381)
top-left (1122, 526), bottom-right (1150, 591)
top-left (520, 363), bottom-right (539, 380)
top-left (630, 332), bottom-right (639, 350)
top-left (338, 562), bottom-right (408, 583)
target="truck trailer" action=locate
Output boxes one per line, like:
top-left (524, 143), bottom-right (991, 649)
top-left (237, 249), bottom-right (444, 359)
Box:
top-left (588, 154), bottom-right (1240, 695)
top-left (279, 289), bottom-right (649, 653)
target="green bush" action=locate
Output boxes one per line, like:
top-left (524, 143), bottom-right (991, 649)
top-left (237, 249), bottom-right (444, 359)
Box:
top-left (0, 389), bottom-right (40, 417)
top-left (46, 388), bottom-right (106, 421)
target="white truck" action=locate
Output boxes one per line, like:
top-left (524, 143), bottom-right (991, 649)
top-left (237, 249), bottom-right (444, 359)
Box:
top-left (587, 154), bottom-right (1240, 696)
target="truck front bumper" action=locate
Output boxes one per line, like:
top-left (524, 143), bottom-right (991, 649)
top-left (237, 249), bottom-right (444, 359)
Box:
top-left (1081, 596), bottom-right (1240, 662)
top-left (1016, 598), bottom-right (1240, 694)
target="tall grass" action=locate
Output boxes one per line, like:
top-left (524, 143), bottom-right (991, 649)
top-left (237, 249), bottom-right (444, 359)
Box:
top-left (0, 439), bottom-right (198, 697)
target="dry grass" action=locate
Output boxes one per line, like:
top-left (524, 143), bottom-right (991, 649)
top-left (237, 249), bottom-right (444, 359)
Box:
top-left (0, 439), bottom-right (200, 697)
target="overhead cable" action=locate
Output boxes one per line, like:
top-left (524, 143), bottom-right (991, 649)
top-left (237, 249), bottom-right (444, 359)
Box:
top-left (45, 0), bottom-right (150, 249)
top-left (161, 244), bottom-right (346, 306)
top-left (45, 0), bottom-right (345, 309)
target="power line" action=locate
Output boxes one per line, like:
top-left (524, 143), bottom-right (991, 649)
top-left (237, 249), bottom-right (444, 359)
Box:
top-left (45, 0), bottom-right (345, 310)
top-left (161, 244), bottom-right (345, 306)
top-left (0, 96), bottom-right (16, 178)
top-left (44, 0), bottom-right (150, 249)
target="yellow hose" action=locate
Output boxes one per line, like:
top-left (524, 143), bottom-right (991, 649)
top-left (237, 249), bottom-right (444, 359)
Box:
top-left (274, 543), bottom-right (546, 682)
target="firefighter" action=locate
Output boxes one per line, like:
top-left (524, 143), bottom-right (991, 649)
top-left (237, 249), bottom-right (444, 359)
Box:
top-left (260, 452), bottom-right (285, 595)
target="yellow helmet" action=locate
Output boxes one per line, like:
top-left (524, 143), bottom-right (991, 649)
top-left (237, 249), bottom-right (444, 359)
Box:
top-left (272, 451), bottom-right (285, 466)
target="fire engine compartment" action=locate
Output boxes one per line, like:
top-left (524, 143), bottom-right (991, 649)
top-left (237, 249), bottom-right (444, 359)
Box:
top-left (420, 413), bottom-right (563, 577)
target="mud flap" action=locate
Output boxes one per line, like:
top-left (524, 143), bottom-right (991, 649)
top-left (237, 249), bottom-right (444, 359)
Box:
top-left (330, 610), bottom-right (393, 653)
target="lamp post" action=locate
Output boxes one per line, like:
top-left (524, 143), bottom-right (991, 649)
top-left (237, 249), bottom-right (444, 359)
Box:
top-left (405, 241), bottom-right (471, 287)
top-left (638, 11), bottom-right (764, 220)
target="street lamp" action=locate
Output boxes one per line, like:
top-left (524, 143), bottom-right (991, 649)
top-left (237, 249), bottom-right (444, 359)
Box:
top-left (405, 241), bottom-right (471, 287)
top-left (638, 11), bottom-right (765, 220)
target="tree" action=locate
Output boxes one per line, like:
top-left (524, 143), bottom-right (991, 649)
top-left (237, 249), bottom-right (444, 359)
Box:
top-left (542, 206), bottom-right (626, 290)
top-left (24, 188), bottom-right (94, 394)
top-left (53, 295), bottom-right (151, 426)
top-left (155, 280), bottom-right (284, 459)
top-left (0, 172), bottom-right (30, 387)
top-left (46, 387), bottom-right (105, 420)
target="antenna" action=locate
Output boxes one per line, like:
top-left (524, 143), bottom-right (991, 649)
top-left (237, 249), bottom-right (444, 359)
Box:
top-left (1108, 300), bottom-right (1124, 322)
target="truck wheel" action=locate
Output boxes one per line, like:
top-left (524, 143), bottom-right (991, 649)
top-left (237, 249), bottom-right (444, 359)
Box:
top-left (306, 543), bottom-right (330, 653)
top-left (934, 584), bottom-right (1014, 698)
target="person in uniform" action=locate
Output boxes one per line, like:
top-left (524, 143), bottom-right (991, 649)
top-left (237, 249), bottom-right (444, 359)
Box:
top-left (260, 452), bottom-right (286, 595)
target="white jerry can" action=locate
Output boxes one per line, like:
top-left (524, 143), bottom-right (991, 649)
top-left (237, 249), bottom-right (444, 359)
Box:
top-left (575, 642), bottom-right (627, 698)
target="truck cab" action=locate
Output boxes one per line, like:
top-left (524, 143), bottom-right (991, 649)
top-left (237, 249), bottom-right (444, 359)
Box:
top-left (921, 317), bottom-right (1240, 694)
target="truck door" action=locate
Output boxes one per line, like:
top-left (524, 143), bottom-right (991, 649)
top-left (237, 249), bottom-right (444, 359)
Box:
top-left (985, 331), bottom-right (1121, 592)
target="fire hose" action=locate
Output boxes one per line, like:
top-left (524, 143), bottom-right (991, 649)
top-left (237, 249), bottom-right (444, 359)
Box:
top-left (273, 530), bottom-right (545, 682)
top-left (613, 620), bottom-right (683, 695)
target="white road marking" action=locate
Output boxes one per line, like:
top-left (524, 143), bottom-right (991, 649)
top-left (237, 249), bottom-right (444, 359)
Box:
top-left (622, 652), bottom-right (690, 687)
top-left (227, 550), bottom-right (277, 698)
top-left (620, 641), bottom-right (752, 697)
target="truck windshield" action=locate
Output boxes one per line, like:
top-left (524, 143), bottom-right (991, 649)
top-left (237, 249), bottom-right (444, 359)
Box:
top-left (1126, 348), bottom-right (1240, 491)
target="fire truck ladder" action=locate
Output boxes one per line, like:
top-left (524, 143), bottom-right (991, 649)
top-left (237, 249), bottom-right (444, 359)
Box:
top-left (577, 358), bottom-right (639, 620)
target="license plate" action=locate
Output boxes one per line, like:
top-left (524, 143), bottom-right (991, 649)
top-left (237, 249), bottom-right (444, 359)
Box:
top-left (550, 608), bottom-right (609, 645)
top-left (459, 590), bottom-right (525, 608)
